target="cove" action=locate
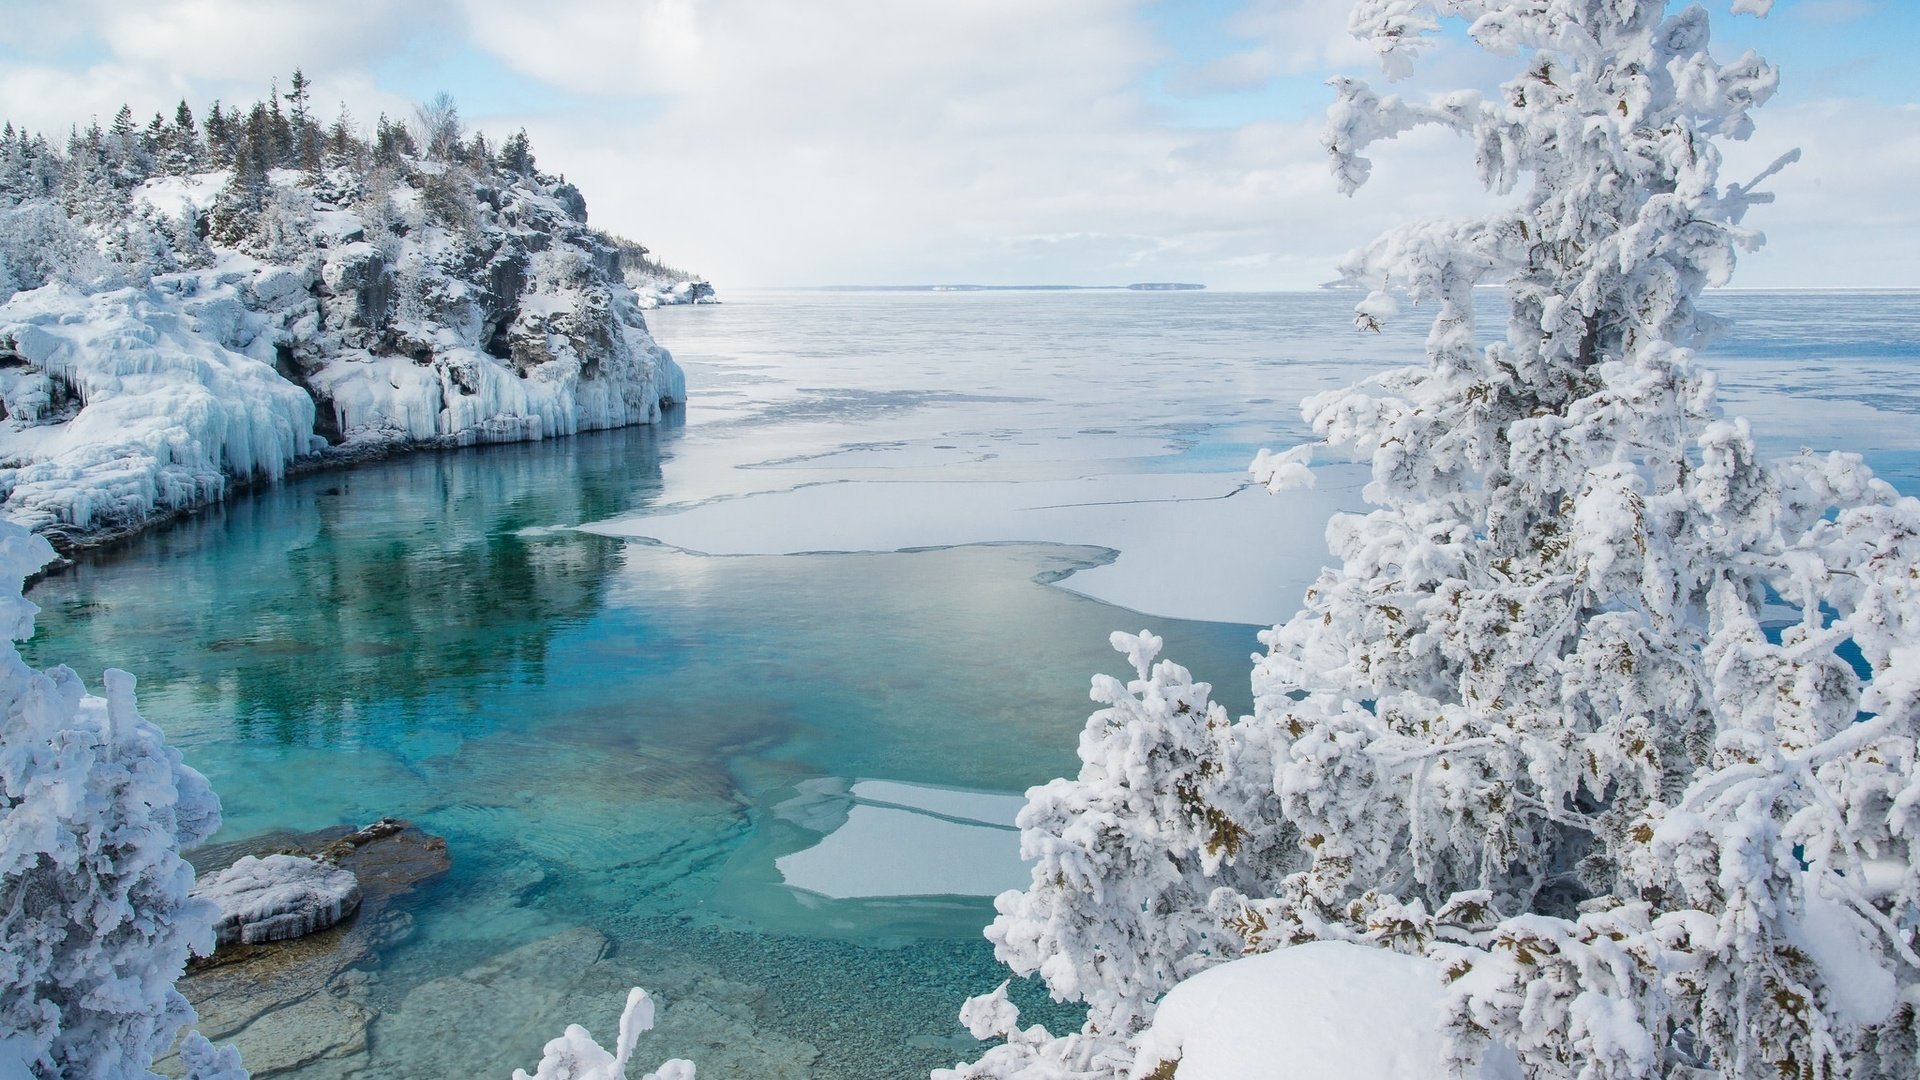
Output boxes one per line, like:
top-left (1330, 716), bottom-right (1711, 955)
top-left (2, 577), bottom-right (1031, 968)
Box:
top-left (22, 287), bottom-right (1920, 1078)
top-left (21, 420), bottom-right (1264, 1079)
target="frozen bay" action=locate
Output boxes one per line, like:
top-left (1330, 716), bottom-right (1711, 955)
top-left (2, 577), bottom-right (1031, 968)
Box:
top-left (20, 289), bottom-right (1920, 1078)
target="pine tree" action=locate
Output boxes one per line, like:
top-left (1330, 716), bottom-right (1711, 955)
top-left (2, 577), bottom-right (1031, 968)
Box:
top-left (167, 101), bottom-right (204, 175)
top-left (285, 70), bottom-right (321, 177)
top-left (202, 102), bottom-right (235, 166)
top-left (60, 124), bottom-right (125, 225)
top-left (498, 128), bottom-right (537, 177)
top-left (207, 139), bottom-right (266, 245)
top-left (373, 112), bottom-right (417, 166)
top-left (109, 104), bottom-right (137, 146)
top-left (266, 78), bottom-right (291, 166)
top-left (952, 2), bottom-right (1920, 1078)
top-left (324, 105), bottom-right (363, 173)
top-left (0, 524), bottom-right (244, 1079)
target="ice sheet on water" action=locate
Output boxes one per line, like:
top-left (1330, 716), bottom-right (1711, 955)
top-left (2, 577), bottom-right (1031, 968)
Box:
top-left (849, 780), bottom-right (1025, 827)
top-left (583, 467), bottom-right (1364, 626)
top-left (775, 779), bottom-right (1028, 900)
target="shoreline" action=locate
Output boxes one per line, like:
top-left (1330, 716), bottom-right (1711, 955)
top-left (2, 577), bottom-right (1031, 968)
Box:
top-left (26, 406), bottom-right (683, 578)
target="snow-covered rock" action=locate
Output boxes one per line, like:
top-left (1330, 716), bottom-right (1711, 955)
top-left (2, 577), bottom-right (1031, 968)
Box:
top-left (0, 161), bottom-right (686, 542)
top-left (192, 853), bottom-right (362, 947)
top-left (0, 281), bottom-right (320, 535)
top-left (634, 279), bottom-right (716, 309)
top-left (1128, 942), bottom-right (1521, 1080)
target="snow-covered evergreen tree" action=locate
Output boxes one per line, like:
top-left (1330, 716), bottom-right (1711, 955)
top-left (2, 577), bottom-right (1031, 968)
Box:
top-left (950, 2), bottom-right (1920, 1078)
top-left (0, 522), bottom-right (244, 1079)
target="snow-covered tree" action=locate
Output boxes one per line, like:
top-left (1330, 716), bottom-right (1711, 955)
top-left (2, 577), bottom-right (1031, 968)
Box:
top-left (0, 522), bottom-right (245, 1079)
top-left (0, 197), bottom-right (118, 301)
top-left (950, 2), bottom-right (1920, 1078)
top-left (499, 129), bottom-right (537, 177)
top-left (512, 987), bottom-right (694, 1080)
top-left (414, 92), bottom-right (464, 163)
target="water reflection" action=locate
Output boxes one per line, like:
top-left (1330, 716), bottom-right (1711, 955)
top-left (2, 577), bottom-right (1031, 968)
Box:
top-left (26, 419), bottom-right (683, 742)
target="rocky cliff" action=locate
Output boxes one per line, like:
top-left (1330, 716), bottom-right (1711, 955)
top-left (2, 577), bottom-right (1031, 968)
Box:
top-left (0, 126), bottom-right (687, 542)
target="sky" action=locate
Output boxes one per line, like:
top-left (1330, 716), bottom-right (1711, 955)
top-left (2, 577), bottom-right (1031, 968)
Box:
top-left (0, 0), bottom-right (1914, 290)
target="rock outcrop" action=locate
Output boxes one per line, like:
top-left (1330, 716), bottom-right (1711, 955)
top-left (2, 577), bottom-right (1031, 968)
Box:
top-left (0, 159), bottom-right (686, 543)
top-left (157, 819), bottom-right (451, 1078)
top-left (192, 854), bottom-right (362, 947)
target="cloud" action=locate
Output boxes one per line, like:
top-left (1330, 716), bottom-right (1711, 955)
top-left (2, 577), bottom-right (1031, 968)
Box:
top-left (444, 0), bottom-right (1517, 289)
top-left (0, 0), bottom-right (1910, 288)
top-left (1165, 0), bottom-right (1373, 96)
top-left (1720, 98), bottom-right (1920, 287)
top-left (95, 0), bottom-right (456, 81)
top-left (0, 1), bottom-right (444, 141)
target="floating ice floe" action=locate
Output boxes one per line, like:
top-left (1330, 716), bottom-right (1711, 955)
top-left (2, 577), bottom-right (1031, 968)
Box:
top-left (775, 779), bottom-right (1028, 900)
top-left (583, 467), bottom-right (1364, 626)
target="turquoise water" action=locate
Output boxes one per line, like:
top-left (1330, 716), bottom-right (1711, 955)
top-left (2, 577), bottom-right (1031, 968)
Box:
top-left (21, 289), bottom-right (1920, 1078)
top-left (22, 426), bottom-right (1260, 1078)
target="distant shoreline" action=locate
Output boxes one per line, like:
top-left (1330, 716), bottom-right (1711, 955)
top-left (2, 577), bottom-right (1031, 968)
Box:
top-left (731, 284), bottom-right (1920, 295)
top-left (808, 282), bottom-right (1206, 293)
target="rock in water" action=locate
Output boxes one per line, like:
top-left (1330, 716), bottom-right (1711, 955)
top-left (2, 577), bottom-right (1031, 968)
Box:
top-left (193, 854), bottom-right (363, 946)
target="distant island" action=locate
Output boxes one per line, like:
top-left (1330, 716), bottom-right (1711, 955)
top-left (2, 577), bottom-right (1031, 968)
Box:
top-left (817, 283), bottom-right (1205, 292)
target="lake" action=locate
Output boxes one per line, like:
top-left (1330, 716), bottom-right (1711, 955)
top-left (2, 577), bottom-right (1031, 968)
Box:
top-left (22, 289), bottom-right (1920, 1078)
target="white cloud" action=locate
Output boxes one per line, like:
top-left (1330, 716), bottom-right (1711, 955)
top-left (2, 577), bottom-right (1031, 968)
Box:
top-left (0, 0), bottom-right (1911, 288)
top-left (1720, 98), bottom-right (1920, 287)
top-left (1166, 0), bottom-right (1373, 95)
top-left (95, 0), bottom-right (455, 81)
top-left (0, 1), bottom-right (441, 143)
top-left (451, 0), bottom-right (1511, 288)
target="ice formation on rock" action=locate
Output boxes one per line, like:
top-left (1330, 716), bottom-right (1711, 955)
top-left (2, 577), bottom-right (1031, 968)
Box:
top-left (512, 987), bottom-right (696, 1080)
top-left (0, 117), bottom-right (686, 541)
top-left (191, 853), bottom-right (363, 947)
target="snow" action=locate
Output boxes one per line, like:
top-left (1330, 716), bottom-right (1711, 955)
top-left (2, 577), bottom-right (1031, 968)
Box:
top-left (191, 853), bottom-right (362, 947)
top-left (513, 987), bottom-right (695, 1080)
top-left (0, 281), bottom-right (320, 533)
top-left (1128, 943), bottom-right (1522, 1080)
top-left (1795, 888), bottom-right (1898, 1026)
top-left (0, 519), bottom-right (231, 1077)
top-left (0, 163), bottom-right (686, 537)
top-left (775, 780), bottom-right (1028, 899)
top-left (132, 173), bottom-right (226, 220)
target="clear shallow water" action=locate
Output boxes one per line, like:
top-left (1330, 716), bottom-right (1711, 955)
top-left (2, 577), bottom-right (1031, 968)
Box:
top-left (21, 289), bottom-right (1920, 1079)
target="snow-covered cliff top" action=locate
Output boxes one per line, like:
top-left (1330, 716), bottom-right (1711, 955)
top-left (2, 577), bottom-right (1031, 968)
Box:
top-left (0, 104), bottom-right (691, 541)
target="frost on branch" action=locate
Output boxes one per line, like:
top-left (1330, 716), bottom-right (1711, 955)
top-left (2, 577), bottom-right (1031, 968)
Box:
top-left (953, 2), bottom-right (1920, 1078)
top-left (511, 987), bottom-right (694, 1080)
top-left (939, 632), bottom-right (1295, 1078)
top-left (0, 520), bottom-right (243, 1079)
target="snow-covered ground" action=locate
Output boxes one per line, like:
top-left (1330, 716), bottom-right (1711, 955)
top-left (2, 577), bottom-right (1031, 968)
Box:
top-left (1130, 943), bottom-right (1523, 1080)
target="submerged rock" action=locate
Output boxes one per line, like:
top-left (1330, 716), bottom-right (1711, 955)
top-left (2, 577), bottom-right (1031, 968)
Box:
top-left (193, 853), bottom-right (362, 946)
top-left (157, 819), bottom-right (451, 1077)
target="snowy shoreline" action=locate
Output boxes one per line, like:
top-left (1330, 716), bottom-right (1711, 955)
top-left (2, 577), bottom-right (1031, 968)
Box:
top-left (1, 161), bottom-right (688, 550)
